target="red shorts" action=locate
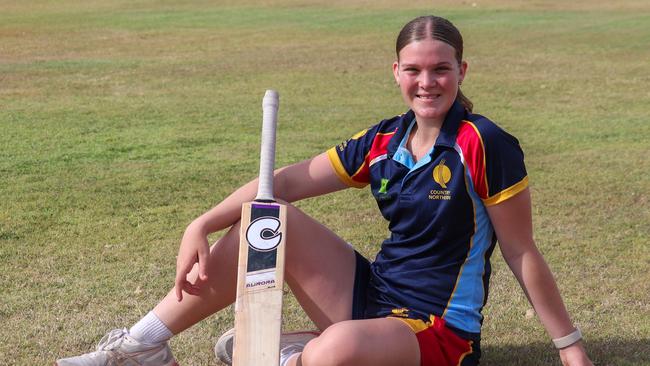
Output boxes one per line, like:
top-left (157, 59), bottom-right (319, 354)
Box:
top-left (394, 315), bottom-right (478, 366)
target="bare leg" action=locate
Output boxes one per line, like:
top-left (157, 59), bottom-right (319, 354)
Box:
top-left (282, 203), bottom-right (356, 329)
top-left (294, 318), bottom-right (420, 366)
top-left (152, 223), bottom-right (240, 334)
top-left (151, 203), bottom-right (356, 334)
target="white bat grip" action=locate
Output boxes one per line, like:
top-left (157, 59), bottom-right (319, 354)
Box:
top-left (256, 90), bottom-right (279, 201)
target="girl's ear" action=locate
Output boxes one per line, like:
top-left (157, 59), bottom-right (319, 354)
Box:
top-left (392, 61), bottom-right (400, 86)
top-left (458, 61), bottom-right (468, 84)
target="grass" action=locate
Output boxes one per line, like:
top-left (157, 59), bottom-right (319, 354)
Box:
top-left (1, 1), bottom-right (649, 365)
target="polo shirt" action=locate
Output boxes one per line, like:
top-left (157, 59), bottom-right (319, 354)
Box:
top-left (326, 101), bottom-right (528, 336)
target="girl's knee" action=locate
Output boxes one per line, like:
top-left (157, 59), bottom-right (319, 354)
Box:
top-left (301, 322), bottom-right (363, 366)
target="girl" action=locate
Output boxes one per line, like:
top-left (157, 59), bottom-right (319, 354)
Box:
top-left (57, 15), bottom-right (593, 366)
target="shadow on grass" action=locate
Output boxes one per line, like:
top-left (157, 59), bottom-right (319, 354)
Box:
top-left (481, 339), bottom-right (650, 366)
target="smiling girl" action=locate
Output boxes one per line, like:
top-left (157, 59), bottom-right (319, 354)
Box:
top-left (57, 15), bottom-right (593, 366)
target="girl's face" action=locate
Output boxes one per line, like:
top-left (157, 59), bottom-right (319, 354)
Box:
top-left (393, 39), bottom-right (467, 125)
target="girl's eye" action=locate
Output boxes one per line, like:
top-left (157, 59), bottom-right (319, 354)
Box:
top-left (435, 67), bottom-right (451, 73)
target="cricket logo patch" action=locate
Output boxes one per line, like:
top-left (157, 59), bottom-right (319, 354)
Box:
top-left (246, 217), bottom-right (283, 251)
top-left (432, 159), bottom-right (452, 188)
top-left (429, 159), bottom-right (452, 201)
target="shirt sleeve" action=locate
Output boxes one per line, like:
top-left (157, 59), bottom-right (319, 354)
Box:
top-left (326, 125), bottom-right (380, 188)
top-left (481, 122), bottom-right (528, 206)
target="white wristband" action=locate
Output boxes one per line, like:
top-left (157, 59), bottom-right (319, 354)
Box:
top-left (552, 327), bottom-right (582, 349)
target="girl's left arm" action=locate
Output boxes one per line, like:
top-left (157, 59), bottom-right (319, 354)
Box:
top-left (486, 187), bottom-right (593, 366)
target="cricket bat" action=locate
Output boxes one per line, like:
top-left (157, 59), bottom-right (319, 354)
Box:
top-left (233, 90), bottom-right (286, 366)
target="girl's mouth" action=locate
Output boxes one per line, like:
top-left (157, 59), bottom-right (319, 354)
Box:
top-left (416, 94), bottom-right (440, 100)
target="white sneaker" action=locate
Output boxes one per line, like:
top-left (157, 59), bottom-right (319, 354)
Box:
top-left (56, 328), bottom-right (178, 366)
top-left (279, 343), bottom-right (305, 366)
top-left (214, 328), bottom-right (319, 365)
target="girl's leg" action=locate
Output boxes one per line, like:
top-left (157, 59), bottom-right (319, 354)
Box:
top-left (153, 223), bottom-right (239, 334)
top-left (152, 223), bottom-right (240, 334)
top-left (296, 318), bottom-right (420, 366)
top-left (282, 203), bottom-right (356, 329)
top-left (152, 202), bottom-right (357, 334)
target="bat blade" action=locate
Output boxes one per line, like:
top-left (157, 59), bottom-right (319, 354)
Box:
top-left (233, 201), bottom-right (286, 365)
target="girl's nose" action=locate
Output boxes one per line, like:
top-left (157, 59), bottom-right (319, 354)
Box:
top-left (418, 71), bottom-right (437, 88)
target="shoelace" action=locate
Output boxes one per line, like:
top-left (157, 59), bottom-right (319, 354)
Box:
top-left (96, 329), bottom-right (129, 352)
top-left (95, 328), bottom-right (162, 366)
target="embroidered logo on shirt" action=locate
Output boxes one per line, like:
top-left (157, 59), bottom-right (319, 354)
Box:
top-left (391, 308), bottom-right (410, 318)
top-left (336, 128), bottom-right (368, 152)
top-left (336, 140), bottom-right (347, 152)
top-left (429, 189), bottom-right (451, 200)
top-left (430, 159), bottom-right (452, 200)
top-left (432, 159), bottom-right (452, 188)
top-left (378, 178), bottom-right (389, 194)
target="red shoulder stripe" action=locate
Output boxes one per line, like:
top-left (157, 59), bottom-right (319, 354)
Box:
top-left (456, 121), bottom-right (488, 199)
top-left (350, 130), bottom-right (396, 184)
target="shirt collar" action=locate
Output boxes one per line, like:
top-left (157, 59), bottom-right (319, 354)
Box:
top-left (387, 110), bottom-right (415, 157)
top-left (435, 100), bottom-right (466, 148)
top-left (388, 101), bottom-right (467, 155)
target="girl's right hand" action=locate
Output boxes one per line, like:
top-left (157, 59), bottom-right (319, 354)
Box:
top-left (173, 222), bottom-right (211, 301)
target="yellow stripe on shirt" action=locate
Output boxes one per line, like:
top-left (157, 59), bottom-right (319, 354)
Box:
top-left (326, 147), bottom-right (368, 188)
top-left (483, 176), bottom-right (529, 206)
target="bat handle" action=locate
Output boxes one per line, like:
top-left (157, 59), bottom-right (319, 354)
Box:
top-left (256, 89), bottom-right (279, 202)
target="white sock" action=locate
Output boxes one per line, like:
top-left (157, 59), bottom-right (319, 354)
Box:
top-left (129, 311), bottom-right (174, 345)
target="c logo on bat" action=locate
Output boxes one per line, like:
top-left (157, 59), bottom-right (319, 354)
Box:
top-left (245, 217), bottom-right (283, 251)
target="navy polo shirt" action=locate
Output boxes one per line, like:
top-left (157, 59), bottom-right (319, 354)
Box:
top-left (327, 101), bottom-right (528, 335)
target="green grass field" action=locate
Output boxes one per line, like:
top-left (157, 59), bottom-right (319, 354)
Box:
top-left (1, 1), bottom-right (649, 365)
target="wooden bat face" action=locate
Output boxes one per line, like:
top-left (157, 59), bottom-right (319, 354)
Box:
top-left (234, 202), bottom-right (286, 365)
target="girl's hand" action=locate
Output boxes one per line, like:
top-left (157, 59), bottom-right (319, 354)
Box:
top-left (173, 223), bottom-right (210, 301)
top-left (559, 342), bottom-right (593, 366)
